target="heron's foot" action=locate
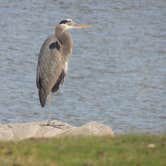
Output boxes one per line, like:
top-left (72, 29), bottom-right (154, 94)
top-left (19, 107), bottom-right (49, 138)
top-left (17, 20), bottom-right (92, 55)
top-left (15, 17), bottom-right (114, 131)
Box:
top-left (45, 122), bottom-right (65, 129)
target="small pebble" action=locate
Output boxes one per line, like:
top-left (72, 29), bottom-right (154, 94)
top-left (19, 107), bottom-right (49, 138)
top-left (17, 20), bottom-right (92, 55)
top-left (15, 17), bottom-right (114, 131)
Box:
top-left (147, 144), bottom-right (156, 148)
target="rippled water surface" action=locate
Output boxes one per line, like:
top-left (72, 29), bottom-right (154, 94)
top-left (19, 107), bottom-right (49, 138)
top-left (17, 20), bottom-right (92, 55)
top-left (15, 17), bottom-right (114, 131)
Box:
top-left (0, 0), bottom-right (166, 133)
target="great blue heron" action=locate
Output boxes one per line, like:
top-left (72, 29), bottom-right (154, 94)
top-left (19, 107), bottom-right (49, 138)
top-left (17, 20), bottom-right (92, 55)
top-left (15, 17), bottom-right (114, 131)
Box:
top-left (36, 19), bottom-right (91, 109)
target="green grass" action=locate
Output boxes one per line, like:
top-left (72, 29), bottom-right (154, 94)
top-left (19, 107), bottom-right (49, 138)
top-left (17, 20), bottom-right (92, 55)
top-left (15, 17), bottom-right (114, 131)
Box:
top-left (0, 135), bottom-right (165, 166)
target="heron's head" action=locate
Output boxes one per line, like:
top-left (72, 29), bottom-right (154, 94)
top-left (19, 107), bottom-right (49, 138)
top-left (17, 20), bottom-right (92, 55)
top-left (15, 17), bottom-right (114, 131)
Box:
top-left (58, 19), bottom-right (92, 31)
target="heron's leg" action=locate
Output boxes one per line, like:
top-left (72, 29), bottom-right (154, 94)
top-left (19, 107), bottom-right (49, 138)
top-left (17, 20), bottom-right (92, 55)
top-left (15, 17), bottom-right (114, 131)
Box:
top-left (47, 93), bottom-right (52, 125)
top-left (45, 93), bottom-right (65, 128)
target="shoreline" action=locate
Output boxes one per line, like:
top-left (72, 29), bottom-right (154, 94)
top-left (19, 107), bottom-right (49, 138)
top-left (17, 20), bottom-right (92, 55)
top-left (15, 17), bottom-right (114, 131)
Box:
top-left (0, 120), bottom-right (114, 141)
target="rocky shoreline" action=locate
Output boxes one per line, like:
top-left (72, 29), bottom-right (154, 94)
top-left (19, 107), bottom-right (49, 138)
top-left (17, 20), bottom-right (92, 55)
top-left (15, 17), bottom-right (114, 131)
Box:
top-left (0, 120), bottom-right (114, 141)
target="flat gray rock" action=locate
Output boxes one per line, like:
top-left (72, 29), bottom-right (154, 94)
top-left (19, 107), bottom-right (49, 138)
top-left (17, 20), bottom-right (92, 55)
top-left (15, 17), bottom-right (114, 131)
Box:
top-left (0, 121), bottom-right (114, 141)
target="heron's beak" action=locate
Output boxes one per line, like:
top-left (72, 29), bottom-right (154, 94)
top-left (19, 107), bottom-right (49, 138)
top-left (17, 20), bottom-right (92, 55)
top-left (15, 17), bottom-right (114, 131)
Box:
top-left (71, 24), bottom-right (92, 29)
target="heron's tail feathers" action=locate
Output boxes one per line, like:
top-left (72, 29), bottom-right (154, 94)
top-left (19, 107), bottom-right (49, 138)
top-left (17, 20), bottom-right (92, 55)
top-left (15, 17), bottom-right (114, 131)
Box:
top-left (39, 88), bottom-right (47, 107)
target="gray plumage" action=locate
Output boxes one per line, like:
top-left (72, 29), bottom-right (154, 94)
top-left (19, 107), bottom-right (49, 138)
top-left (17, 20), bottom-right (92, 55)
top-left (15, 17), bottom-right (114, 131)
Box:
top-left (36, 19), bottom-right (91, 107)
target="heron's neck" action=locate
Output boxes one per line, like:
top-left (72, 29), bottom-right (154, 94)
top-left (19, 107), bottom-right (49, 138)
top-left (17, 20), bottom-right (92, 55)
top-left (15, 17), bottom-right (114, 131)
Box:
top-left (55, 28), bottom-right (73, 59)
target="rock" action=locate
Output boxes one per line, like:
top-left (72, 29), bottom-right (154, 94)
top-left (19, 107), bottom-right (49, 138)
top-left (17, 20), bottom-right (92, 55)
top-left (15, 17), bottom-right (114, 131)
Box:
top-left (0, 120), bottom-right (114, 141)
top-left (147, 143), bottom-right (156, 148)
top-left (59, 121), bottom-right (114, 137)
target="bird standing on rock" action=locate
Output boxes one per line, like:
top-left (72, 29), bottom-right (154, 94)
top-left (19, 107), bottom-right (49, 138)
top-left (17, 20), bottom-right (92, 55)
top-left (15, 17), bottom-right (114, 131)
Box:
top-left (36, 19), bottom-right (91, 112)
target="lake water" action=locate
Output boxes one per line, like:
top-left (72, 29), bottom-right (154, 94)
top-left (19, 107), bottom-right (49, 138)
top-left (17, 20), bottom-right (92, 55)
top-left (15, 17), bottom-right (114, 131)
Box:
top-left (0, 0), bottom-right (166, 134)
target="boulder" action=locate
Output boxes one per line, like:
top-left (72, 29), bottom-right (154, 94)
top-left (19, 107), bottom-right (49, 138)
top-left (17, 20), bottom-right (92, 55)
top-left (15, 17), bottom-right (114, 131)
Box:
top-left (0, 120), bottom-right (114, 141)
top-left (59, 121), bottom-right (114, 137)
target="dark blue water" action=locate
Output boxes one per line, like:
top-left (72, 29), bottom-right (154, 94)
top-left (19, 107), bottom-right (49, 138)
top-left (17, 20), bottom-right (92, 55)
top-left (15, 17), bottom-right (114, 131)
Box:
top-left (0, 0), bottom-right (166, 133)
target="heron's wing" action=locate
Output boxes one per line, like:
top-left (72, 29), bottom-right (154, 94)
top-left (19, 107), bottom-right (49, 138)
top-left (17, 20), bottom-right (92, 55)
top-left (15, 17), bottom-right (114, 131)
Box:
top-left (51, 69), bottom-right (65, 92)
top-left (36, 36), bottom-right (64, 106)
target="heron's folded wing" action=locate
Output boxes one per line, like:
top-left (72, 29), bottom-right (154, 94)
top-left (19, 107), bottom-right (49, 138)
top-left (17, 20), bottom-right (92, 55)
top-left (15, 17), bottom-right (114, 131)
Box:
top-left (36, 36), bottom-right (63, 95)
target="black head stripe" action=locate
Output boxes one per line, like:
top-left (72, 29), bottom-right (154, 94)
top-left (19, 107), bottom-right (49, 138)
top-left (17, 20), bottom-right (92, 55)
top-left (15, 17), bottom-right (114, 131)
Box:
top-left (59, 20), bottom-right (71, 24)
